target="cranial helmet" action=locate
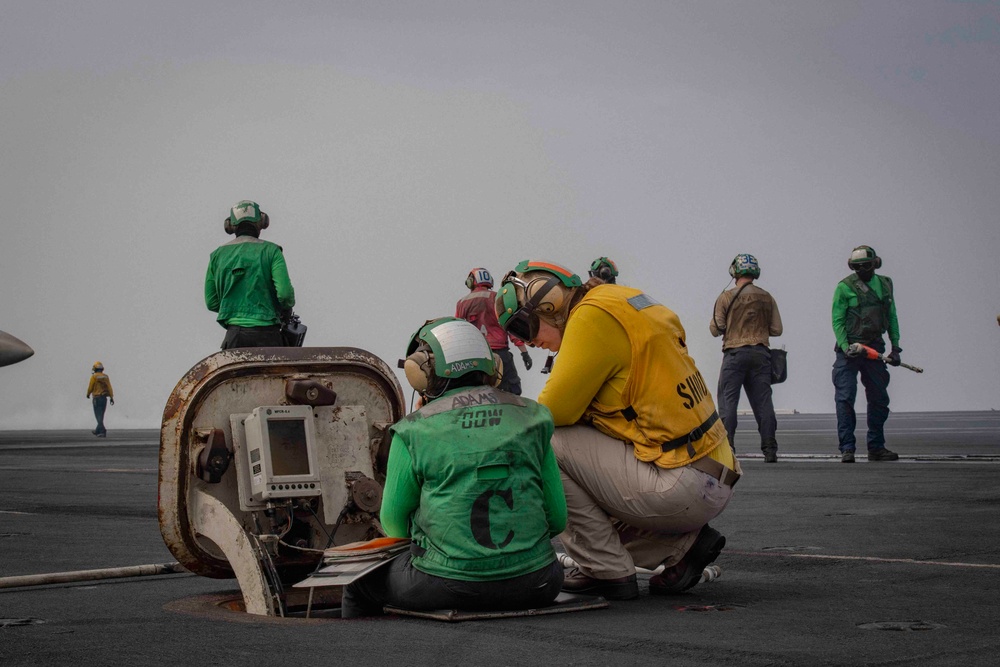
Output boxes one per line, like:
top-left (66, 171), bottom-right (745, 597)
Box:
top-left (588, 257), bottom-right (619, 284)
top-left (848, 245), bottom-right (881, 271)
top-left (465, 268), bottom-right (494, 290)
top-left (729, 253), bottom-right (761, 279)
top-left (495, 260), bottom-right (583, 342)
top-left (402, 317), bottom-right (499, 396)
top-left (92, 361), bottom-right (104, 372)
top-left (224, 200), bottom-right (270, 235)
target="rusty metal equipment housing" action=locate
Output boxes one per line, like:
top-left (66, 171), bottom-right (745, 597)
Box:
top-left (159, 347), bottom-right (404, 615)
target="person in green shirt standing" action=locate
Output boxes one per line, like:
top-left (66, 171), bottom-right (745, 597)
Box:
top-left (342, 317), bottom-right (566, 617)
top-left (204, 200), bottom-right (295, 349)
top-left (832, 245), bottom-right (902, 463)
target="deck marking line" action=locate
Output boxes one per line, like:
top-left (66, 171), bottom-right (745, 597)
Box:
top-left (730, 550), bottom-right (1000, 569)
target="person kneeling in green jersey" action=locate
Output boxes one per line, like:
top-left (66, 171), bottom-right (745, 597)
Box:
top-left (341, 317), bottom-right (566, 617)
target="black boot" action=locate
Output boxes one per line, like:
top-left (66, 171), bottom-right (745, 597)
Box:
top-left (762, 438), bottom-right (778, 463)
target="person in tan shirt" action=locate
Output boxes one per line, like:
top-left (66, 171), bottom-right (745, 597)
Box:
top-left (710, 254), bottom-right (783, 461)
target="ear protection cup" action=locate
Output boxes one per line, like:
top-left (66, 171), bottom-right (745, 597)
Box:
top-left (490, 352), bottom-right (503, 387)
top-left (465, 274), bottom-right (475, 290)
top-left (224, 217), bottom-right (236, 235)
top-left (728, 259), bottom-right (737, 278)
top-left (259, 212), bottom-right (269, 230)
top-left (526, 275), bottom-right (567, 316)
top-left (403, 347), bottom-right (434, 392)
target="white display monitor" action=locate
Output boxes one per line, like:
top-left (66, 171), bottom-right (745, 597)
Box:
top-left (243, 405), bottom-right (322, 502)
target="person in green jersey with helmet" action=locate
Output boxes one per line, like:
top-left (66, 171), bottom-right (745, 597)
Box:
top-left (832, 245), bottom-right (902, 463)
top-left (341, 317), bottom-right (566, 617)
top-left (204, 200), bottom-right (296, 349)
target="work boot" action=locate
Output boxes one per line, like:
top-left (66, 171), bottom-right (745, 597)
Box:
top-left (841, 450), bottom-right (855, 463)
top-left (561, 568), bottom-right (638, 600)
top-left (649, 525), bottom-right (725, 595)
top-left (868, 448), bottom-right (899, 462)
top-left (762, 439), bottom-right (778, 463)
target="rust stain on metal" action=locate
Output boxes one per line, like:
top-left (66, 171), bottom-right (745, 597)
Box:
top-left (159, 346), bottom-right (404, 581)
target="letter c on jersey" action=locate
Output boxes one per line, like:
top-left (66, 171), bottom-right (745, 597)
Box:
top-left (470, 489), bottom-right (515, 549)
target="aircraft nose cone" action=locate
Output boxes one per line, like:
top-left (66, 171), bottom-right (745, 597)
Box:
top-left (0, 330), bottom-right (34, 367)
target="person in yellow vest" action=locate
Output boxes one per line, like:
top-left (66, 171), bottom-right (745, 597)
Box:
top-left (86, 362), bottom-right (114, 437)
top-left (495, 260), bottom-right (739, 599)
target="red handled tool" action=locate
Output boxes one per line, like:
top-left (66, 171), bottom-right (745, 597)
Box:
top-left (848, 343), bottom-right (923, 373)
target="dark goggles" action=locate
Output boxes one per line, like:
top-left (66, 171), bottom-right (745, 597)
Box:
top-left (505, 305), bottom-right (539, 343)
top-left (496, 272), bottom-right (559, 343)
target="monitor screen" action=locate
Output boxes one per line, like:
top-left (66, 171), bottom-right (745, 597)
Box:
top-left (243, 405), bottom-right (322, 503)
top-left (268, 418), bottom-right (311, 476)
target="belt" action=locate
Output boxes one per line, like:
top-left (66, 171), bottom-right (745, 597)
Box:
top-left (659, 412), bottom-right (720, 453)
top-left (228, 324), bottom-right (280, 331)
top-left (688, 456), bottom-right (741, 488)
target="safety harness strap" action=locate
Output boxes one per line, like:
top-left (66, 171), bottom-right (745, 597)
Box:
top-left (658, 411), bottom-right (720, 453)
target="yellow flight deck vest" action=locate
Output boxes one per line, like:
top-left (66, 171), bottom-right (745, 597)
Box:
top-left (577, 286), bottom-right (728, 469)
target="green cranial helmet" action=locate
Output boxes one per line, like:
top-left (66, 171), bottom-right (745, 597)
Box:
top-left (729, 253), bottom-right (760, 279)
top-left (588, 257), bottom-right (619, 283)
top-left (224, 200), bottom-right (270, 235)
top-left (848, 245), bottom-right (881, 271)
top-left (403, 317), bottom-right (497, 394)
top-left (495, 260), bottom-right (583, 341)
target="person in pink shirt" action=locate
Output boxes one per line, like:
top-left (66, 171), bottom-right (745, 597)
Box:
top-left (456, 268), bottom-right (533, 395)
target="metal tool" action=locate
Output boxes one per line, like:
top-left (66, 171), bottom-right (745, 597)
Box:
top-left (848, 343), bottom-right (923, 373)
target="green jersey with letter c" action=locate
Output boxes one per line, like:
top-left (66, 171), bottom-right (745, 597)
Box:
top-left (390, 386), bottom-right (557, 580)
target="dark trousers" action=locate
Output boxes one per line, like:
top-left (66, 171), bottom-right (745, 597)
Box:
top-left (717, 345), bottom-right (777, 451)
top-left (494, 347), bottom-right (522, 395)
top-left (832, 341), bottom-right (891, 452)
top-left (341, 553), bottom-right (564, 618)
top-left (221, 325), bottom-right (283, 349)
top-left (92, 396), bottom-right (108, 435)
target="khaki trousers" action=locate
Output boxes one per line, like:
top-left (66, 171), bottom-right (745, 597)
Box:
top-left (551, 425), bottom-right (734, 579)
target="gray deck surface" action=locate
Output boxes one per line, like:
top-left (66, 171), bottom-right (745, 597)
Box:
top-left (2, 411), bottom-right (998, 666)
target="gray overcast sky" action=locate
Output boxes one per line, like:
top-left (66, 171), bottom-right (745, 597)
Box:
top-left (1, 0), bottom-right (998, 429)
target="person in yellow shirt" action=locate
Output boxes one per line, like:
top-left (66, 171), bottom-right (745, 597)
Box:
top-left (86, 362), bottom-right (114, 437)
top-left (495, 260), bottom-right (739, 599)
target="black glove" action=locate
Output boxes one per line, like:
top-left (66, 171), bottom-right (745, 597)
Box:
top-left (887, 346), bottom-right (902, 367)
top-left (521, 350), bottom-right (533, 370)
